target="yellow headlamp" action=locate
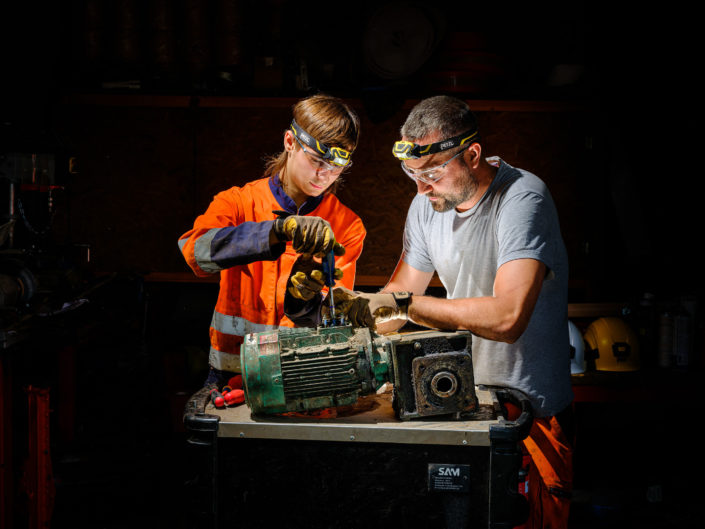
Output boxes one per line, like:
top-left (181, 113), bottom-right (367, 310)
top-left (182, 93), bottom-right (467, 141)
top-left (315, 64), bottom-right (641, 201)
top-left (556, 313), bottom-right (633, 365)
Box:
top-left (392, 129), bottom-right (479, 160)
top-left (290, 120), bottom-right (352, 168)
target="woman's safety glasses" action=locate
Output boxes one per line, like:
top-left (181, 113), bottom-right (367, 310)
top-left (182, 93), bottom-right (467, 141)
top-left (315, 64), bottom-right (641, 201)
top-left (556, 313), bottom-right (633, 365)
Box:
top-left (290, 119), bottom-right (352, 175)
top-left (293, 135), bottom-right (348, 176)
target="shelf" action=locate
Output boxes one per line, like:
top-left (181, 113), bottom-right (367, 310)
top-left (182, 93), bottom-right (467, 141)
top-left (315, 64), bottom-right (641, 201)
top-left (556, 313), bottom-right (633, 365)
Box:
top-left (59, 94), bottom-right (588, 113)
top-left (571, 368), bottom-right (702, 403)
top-left (142, 271), bottom-right (444, 288)
top-left (142, 272), bottom-right (623, 318)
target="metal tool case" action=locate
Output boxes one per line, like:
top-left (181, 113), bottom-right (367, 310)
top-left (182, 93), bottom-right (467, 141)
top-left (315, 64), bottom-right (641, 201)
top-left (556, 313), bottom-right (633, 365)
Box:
top-left (183, 329), bottom-right (533, 529)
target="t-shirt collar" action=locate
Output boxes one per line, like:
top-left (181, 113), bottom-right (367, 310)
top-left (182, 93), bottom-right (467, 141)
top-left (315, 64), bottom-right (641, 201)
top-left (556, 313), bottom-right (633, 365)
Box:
top-left (455, 157), bottom-right (508, 218)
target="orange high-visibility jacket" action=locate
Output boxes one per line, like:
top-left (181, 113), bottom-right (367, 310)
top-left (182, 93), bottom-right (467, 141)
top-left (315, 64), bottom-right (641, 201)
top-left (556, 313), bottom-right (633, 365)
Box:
top-left (178, 175), bottom-right (366, 372)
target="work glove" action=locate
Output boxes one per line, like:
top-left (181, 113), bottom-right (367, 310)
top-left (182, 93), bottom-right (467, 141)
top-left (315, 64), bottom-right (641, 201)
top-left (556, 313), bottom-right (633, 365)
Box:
top-left (322, 287), bottom-right (412, 331)
top-left (272, 212), bottom-right (345, 257)
top-left (287, 254), bottom-right (343, 302)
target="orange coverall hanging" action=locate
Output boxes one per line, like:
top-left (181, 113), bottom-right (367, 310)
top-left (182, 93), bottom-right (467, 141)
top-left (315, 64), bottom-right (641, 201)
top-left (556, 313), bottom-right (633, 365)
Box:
top-left (507, 403), bottom-right (574, 529)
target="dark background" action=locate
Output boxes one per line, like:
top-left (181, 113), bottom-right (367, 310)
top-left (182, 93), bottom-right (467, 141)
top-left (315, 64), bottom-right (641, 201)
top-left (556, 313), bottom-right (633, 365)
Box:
top-left (0, 1), bottom-right (702, 528)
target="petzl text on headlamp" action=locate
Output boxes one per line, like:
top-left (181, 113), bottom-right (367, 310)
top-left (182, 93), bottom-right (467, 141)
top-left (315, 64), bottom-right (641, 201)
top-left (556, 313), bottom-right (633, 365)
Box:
top-left (392, 129), bottom-right (479, 161)
top-left (290, 119), bottom-right (352, 168)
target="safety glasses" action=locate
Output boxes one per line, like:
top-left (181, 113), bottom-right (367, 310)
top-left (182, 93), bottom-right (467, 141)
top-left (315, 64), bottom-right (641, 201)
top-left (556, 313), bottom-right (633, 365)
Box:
top-left (400, 147), bottom-right (467, 184)
top-left (293, 135), bottom-right (349, 175)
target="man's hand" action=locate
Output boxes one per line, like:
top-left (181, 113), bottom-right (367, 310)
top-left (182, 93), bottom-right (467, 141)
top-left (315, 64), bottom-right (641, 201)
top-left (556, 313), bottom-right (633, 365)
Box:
top-left (323, 288), bottom-right (412, 330)
top-left (287, 255), bottom-right (343, 301)
top-left (273, 214), bottom-right (345, 257)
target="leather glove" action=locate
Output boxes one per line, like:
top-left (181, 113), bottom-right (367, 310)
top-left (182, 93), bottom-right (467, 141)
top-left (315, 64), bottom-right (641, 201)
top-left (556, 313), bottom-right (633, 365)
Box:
top-left (287, 255), bottom-right (343, 301)
top-left (273, 213), bottom-right (345, 257)
top-left (323, 287), bottom-right (412, 331)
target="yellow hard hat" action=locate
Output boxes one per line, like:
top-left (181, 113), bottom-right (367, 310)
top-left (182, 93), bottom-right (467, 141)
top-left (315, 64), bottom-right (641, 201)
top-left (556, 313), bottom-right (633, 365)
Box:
top-left (584, 317), bottom-right (640, 371)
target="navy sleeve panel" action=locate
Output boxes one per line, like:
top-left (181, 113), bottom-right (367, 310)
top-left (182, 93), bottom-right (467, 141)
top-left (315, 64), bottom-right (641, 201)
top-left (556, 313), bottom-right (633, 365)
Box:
top-left (210, 220), bottom-right (285, 268)
top-left (284, 291), bottom-right (323, 328)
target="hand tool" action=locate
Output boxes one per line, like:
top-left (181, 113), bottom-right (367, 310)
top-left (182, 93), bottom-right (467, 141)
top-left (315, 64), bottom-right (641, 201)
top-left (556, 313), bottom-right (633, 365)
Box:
top-left (322, 249), bottom-right (336, 325)
top-left (223, 389), bottom-right (245, 405)
top-left (209, 388), bottom-right (226, 408)
top-left (219, 384), bottom-right (245, 406)
top-left (228, 375), bottom-right (243, 390)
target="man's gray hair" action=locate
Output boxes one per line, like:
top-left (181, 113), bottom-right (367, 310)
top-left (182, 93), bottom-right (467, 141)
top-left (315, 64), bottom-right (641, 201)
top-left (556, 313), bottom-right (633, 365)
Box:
top-left (401, 95), bottom-right (479, 142)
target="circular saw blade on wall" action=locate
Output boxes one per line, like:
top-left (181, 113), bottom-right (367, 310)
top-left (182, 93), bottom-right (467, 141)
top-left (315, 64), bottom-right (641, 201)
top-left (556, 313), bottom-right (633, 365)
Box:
top-left (363, 3), bottom-right (445, 80)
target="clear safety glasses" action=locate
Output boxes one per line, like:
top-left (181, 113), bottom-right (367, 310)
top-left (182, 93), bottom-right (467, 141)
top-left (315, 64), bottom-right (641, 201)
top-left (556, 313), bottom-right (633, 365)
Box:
top-left (294, 135), bottom-right (350, 176)
top-left (400, 147), bottom-right (466, 184)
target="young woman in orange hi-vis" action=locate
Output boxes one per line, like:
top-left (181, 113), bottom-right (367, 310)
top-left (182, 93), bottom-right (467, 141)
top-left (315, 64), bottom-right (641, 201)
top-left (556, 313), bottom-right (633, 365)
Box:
top-left (178, 94), bottom-right (366, 388)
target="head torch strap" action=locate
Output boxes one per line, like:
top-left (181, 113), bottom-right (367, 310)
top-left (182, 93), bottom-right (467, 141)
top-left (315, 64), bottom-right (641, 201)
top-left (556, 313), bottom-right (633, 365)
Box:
top-left (290, 119), bottom-right (351, 167)
top-left (392, 129), bottom-right (479, 160)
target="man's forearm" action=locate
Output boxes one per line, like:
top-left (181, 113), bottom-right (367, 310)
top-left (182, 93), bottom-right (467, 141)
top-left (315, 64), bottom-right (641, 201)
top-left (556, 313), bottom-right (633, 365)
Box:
top-left (394, 258), bottom-right (544, 342)
top-left (408, 295), bottom-right (527, 343)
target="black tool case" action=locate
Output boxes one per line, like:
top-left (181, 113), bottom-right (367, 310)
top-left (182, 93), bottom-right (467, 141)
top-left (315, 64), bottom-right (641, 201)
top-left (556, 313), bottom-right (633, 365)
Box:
top-left (182, 385), bottom-right (532, 529)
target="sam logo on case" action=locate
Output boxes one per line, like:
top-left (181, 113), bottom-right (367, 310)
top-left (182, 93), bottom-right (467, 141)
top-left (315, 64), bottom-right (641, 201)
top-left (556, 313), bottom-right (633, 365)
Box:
top-left (428, 463), bottom-right (470, 492)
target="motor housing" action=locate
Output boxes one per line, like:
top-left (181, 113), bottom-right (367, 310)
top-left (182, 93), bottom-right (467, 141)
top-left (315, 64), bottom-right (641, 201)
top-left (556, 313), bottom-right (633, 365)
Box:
top-left (240, 325), bottom-right (477, 420)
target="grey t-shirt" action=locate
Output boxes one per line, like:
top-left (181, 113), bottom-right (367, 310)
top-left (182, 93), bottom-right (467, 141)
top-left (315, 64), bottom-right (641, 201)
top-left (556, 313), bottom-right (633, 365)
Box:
top-left (403, 158), bottom-right (573, 417)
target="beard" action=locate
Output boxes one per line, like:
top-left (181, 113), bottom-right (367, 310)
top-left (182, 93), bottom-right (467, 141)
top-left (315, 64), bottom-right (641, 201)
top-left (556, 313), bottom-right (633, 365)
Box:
top-left (428, 162), bottom-right (478, 212)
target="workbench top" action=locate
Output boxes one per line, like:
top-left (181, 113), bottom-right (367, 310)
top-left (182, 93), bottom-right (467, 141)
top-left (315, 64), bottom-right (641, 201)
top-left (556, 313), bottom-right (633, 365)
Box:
top-left (204, 386), bottom-right (504, 447)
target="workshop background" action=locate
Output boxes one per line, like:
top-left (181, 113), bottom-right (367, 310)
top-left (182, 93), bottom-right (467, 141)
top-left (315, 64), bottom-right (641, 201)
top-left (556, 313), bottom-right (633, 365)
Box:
top-left (1, 1), bottom-right (701, 528)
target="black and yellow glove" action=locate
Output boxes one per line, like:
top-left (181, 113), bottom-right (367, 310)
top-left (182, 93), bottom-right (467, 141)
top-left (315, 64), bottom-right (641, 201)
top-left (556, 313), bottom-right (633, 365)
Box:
top-left (322, 287), bottom-right (412, 331)
top-left (287, 255), bottom-right (343, 302)
top-left (273, 213), bottom-right (345, 257)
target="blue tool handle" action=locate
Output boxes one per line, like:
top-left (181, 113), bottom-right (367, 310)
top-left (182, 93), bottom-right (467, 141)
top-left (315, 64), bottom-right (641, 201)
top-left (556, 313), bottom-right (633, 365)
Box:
top-left (322, 250), bottom-right (336, 287)
top-left (322, 250), bottom-right (337, 324)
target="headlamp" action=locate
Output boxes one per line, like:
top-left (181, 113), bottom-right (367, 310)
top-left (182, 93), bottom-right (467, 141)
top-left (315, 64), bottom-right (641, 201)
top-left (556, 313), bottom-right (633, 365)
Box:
top-left (290, 120), bottom-right (352, 168)
top-left (392, 129), bottom-right (479, 161)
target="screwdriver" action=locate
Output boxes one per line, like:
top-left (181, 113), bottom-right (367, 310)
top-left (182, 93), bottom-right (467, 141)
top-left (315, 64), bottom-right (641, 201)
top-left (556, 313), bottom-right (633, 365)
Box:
top-left (209, 388), bottom-right (226, 408)
top-left (223, 388), bottom-right (245, 405)
top-left (322, 249), bottom-right (336, 325)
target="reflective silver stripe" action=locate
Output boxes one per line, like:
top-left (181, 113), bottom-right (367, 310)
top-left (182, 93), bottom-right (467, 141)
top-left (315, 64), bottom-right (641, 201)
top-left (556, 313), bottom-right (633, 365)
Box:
top-left (211, 310), bottom-right (279, 336)
top-left (209, 312), bottom-right (284, 371)
top-left (208, 310), bottom-right (279, 373)
top-left (195, 228), bottom-right (225, 273)
top-left (177, 238), bottom-right (187, 252)
top-left (209, 346), bottom-right (242, 372)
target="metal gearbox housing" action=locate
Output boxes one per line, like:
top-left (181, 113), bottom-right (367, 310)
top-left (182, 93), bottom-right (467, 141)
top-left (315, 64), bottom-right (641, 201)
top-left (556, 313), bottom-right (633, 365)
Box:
top-left (386, 330), bottom-right (477, 420)
top-left (240, 325), bottom-right (477, 420)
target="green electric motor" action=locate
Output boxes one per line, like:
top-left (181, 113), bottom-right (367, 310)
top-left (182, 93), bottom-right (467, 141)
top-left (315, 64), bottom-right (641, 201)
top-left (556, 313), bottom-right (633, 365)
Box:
top-left (240, 325), bottom-right (476, 420)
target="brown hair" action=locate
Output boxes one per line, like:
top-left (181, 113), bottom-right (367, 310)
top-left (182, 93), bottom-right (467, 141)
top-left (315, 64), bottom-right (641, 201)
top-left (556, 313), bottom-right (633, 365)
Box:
top-left (264, 94), bottom-right (360, 194)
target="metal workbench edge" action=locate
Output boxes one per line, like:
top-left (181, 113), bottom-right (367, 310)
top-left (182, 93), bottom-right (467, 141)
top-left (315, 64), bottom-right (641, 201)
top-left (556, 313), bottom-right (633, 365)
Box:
top-left (210, 387), bottom-right (502, 446)
top-left (217, 417), bottom-right (497, 446)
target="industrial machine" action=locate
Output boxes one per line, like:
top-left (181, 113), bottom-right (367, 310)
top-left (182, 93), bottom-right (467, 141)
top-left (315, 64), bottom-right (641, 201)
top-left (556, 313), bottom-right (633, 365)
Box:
top-left (183, 324), bottom-right (533, 528)
top-left (183, 325), bottom-right (532, 529)
top-left (240, 324), bottom-right (477, 420)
